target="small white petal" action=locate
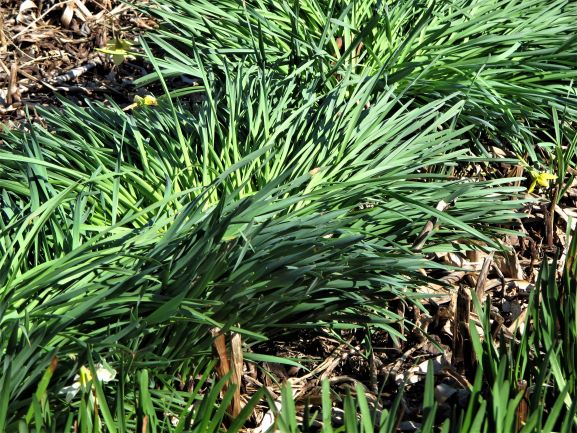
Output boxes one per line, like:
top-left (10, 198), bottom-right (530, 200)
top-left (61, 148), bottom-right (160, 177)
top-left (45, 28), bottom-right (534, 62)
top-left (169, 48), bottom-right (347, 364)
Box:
top-left (59, 382), bottom-right (81, 402)
top-left (95, 363), bottom-right (117, 383)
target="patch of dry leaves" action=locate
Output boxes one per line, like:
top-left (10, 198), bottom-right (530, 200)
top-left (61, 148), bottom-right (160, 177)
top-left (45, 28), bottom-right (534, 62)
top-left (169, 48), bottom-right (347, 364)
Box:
top-left (0, 0), bottom-right (157, 126)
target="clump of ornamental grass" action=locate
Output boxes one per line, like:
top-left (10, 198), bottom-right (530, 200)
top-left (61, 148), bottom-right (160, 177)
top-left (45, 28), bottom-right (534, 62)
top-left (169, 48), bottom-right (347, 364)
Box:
top-left (0, 53), bottom-right (524, 427)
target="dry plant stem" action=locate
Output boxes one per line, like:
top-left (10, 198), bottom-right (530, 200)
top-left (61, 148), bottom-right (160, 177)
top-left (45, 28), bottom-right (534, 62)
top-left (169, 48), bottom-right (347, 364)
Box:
top-left (442, 366), bottom-right (472, 389)
top-left (0, 57), bottom-right (10, 76)
top-left (490, 310), bottom-right (505, 341)
top-left (475, 251), bottom-right (494, 301)
top-left (93, 2), bottom-right (131, 20)
top-left (492, 263), bottom-right (506, 292)
top-left (412, 200), bottom-right (449, 251)
top-left (211, 328), bottom-right (231, 386)
top-left (210, 328), bottom-right (243, 418)
top-left (395, 302), bottom-right (406, 348)
top-left (0, 12), bottom-right (7, 49)
top-left (296, 341), bottom-right (352, 383)
top-left (20, 55), bottom-right (66, 69)
top-left (8, 61), bottom-right (20, 105)
top-left (369, 351), bottom-right (378, 395)
top-left (452, 287), bottom-right (471, 368)
top-left (380, 346), bottom-right (418, 382)
top-left (230, 331), bottom-right (243, 417)
top-left (141, 415), bottom-right (148, 433)
top-left (74, 0), bottom-right (94, 19)
top-left (507, 308), bottom-right (527, 335)
top-left (515, 380), bottom-right (529, 432)
top-left (17, 68), bottom-right (58, 91)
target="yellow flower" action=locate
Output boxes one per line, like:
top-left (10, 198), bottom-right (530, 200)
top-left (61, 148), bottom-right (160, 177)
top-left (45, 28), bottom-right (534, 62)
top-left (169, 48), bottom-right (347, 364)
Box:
top-left (96, 38), bottom-right (135, 66)
top-left (123, 95), bottom-right (158, 111)
top-left (528, 170), bottom-right (557, 193)
top-left (135, 95), bottom-right (158, 107)
top-left (59, 363), bottom-right (117, 402)
top-left (79, 365), bottom-right (92, 386)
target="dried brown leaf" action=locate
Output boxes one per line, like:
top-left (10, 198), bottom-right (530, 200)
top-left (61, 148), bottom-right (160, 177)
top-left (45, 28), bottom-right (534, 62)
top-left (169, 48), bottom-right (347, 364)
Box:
top-left (61, 3), bottom-right (75, 28)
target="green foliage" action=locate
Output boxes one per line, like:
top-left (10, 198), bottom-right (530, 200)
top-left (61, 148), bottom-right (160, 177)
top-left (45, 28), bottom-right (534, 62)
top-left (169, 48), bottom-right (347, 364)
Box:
top-left (140, 0), bottom-right (577, 160)
top-left (0, 44), bottom-right (522, 429)
top-left (0, 0), bottom-right (576, 431)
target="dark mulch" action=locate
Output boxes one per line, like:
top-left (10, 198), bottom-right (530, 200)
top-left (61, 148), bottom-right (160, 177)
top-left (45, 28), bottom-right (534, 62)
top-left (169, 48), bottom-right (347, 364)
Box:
top-left (1, 0), bottom-right (157, 127)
